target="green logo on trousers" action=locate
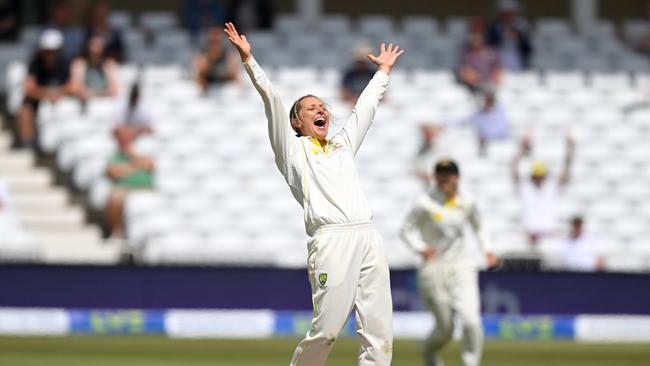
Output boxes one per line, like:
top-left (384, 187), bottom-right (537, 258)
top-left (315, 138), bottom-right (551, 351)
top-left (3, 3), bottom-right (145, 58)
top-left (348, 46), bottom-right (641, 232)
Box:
top-left (318, 273), bottom-right (328, 288)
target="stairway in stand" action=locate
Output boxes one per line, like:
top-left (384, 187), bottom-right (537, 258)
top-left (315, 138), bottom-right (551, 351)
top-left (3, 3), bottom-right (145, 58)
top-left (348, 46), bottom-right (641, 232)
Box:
top-left (0, 131), bottom-right (120, 264)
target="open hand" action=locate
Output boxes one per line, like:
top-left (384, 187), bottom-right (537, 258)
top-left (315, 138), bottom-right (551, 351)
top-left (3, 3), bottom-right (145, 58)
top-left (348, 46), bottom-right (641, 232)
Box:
top-left (367, 43), bottom-right (405, 75)
top-left (224, 22), bottom-right (252, 62)
top-left (420, 247), bottom-right (437, 261)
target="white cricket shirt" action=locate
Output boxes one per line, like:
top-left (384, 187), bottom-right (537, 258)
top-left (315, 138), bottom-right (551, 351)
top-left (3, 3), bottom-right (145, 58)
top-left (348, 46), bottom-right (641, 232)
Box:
top-left (400, 188), bottom-right (492, 262)
top-left (244, 58), bottom-right (388, 236)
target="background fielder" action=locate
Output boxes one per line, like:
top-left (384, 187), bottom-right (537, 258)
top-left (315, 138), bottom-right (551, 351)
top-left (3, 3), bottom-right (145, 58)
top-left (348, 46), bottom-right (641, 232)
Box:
top-left (400, 159), bottom-right (498, 366)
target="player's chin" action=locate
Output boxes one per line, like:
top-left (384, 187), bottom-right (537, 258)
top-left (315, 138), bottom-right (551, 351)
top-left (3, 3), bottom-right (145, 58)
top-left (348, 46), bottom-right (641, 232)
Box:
top-left (313, 125), bottom-right (328, 138)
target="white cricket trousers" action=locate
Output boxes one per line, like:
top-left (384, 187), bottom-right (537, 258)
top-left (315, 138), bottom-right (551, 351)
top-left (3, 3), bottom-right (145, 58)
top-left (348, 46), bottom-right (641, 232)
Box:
top-left (290, 222), bottom-right (393, 366)
top-left (417, 259), bottom-right (483, 366)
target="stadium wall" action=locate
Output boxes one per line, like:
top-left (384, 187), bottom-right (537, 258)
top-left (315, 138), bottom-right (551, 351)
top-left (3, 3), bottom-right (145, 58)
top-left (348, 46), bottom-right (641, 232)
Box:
top-left (1, 307), bottom-right (650, 342)
top-left (1, 265), bottom-right (650, 314)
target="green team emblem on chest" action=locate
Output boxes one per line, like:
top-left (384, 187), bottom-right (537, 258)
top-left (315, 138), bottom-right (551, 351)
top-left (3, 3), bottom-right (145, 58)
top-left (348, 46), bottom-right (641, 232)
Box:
top-left (318, 273), bottom-right (328, 288)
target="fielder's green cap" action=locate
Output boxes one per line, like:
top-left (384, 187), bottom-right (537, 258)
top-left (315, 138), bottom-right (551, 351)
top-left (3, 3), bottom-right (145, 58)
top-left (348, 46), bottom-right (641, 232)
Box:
top-left (434, 159), bottom-right (460, 175)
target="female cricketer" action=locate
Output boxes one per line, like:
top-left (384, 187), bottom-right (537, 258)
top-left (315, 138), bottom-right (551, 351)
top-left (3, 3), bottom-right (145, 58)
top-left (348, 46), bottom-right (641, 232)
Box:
top-left (224, 22), bottom-right (403, 366)
top-left (400, 159), bottom-right (498, 366)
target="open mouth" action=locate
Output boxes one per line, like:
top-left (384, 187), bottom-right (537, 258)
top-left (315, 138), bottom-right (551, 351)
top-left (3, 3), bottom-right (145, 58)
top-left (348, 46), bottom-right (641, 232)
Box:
top-left (314, 117), bottom-right (326, 127)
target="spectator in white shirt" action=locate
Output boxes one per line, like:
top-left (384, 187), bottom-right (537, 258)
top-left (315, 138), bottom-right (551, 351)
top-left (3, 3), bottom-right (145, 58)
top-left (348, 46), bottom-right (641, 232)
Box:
top-left (512, 134), bottom-right (574, 247)
top-left (558, 216), bottom-right (605, 272)
top-left (113, 83), bottom-right (153, 147)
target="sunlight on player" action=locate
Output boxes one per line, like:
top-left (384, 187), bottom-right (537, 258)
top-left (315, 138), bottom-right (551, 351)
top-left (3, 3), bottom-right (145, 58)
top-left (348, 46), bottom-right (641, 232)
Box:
top-left (224, 22), bottom-right (404, 366)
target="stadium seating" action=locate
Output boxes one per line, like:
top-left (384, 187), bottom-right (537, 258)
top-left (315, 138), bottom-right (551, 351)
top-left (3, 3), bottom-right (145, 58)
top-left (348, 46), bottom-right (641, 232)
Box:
top-left (2, 14), bottom-right (650, 270)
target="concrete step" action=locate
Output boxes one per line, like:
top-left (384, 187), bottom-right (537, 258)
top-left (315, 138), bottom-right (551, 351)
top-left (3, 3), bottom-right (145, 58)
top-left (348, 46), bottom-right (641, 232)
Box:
top-left (0, 133), bottom-right (11, 149)
top-left (3, 170), bottom-right (53, 192)
top-left (38, 235), bottom-right (121, 264)
top-left (20, 209), bottom-right (87, 231)
top-left (0, 150), bottom-right (35, 169)
top-left (10, 189), bottom-right (70, 211)
top-left (32, 226), bottom-right (101, 241)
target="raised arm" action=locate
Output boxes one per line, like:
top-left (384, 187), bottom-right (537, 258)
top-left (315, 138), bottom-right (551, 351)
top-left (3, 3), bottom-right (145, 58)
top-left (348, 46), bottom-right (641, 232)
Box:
top-left (511, 134), bottom-right (530, 187)
top-left (341, 43), bottom-right (404, 155)
top-left (558, 134), bottom-right (575, 187)
top-left (224, 22), bottom-right (297, 171)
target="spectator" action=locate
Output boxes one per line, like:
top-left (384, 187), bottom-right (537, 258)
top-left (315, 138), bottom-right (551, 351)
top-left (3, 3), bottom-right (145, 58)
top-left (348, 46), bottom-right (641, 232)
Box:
top-left (83, 1), bottom-right (125, 63)
top-left (340, 44), bottom-right (376, 105)
top-left (113, 83), bottom-right (153, 142)
top-left (457, 26), bottom-right (503, 95)
top-left (512, 134), bottom-right (575, 246)
top-left (15, 29), bottom-right (72, 149)
top-left (0, 0), bottom-right (19, 41)
top-left (556, 216), bottom-right (606, 272)
top-left (227, 0), bottom-right (274, 33)
top-left (184, 0), bottom-right (226, 39)
top-left (105, 127), bottom-right (155, 239)
top-left (486, 0), bottom-right (532, 71)
top-left (69, 35), bottom-right (120, 100)
top-left (44, 0), bottom-right (84, 63)
top-left (194, 26), bottom-right (239, 94)
top-left (457, 86), bottom-right (510, 156)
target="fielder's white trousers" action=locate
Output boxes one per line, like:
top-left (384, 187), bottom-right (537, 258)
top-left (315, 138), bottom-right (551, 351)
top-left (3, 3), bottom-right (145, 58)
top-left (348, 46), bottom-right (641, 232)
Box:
top-left (417, 259), bottom-right (483, 366)
top-left (290, 222), bottom-right (393, 366)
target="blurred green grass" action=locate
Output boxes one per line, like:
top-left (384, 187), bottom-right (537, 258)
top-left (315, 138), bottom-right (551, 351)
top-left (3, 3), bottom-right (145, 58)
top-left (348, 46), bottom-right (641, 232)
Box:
top-left (1, 336), bottom-right (649, 366)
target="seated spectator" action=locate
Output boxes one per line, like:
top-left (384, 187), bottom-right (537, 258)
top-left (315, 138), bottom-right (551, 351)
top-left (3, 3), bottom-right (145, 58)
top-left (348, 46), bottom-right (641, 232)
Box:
top-left (512, 134), bottom-right (575, 246)
top-left (69, 35), bottom-right (120, 100)
top-left (457, 26), bottom-right (503, 95)
top-left (16, 29), bottom-right (72, 149)
top-left (227, 0), bottom-right (274, 33)
top-left (194, 26), bottom-right (239, 94)
top-left (426, 87), bottom-right (510, 158)
top-left (556, 216), bottom-right (605, 272)
top-left (105, 127), bottom-right (155, 239)
top-left (44, 0), bottom-right (84, 63)
top-left (486, 0), bottom-right (532, 71)
top-left (460, 87), bottom-right (510, 156)
top-left (185, 0), bottom-right (226, 39)
top-left (0, 0), bottom-right (19, 41)
top-left (113, 83), bottom-right (153, 139)
top-left (83, 1), bottom-right (125, 63)
top-left (340, 44), bottom-right (376, 105)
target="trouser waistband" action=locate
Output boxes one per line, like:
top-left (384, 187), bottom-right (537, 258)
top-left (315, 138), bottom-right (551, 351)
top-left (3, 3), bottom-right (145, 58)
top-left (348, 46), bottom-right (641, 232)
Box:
top-left (309, 221), bottom-right (374, 237)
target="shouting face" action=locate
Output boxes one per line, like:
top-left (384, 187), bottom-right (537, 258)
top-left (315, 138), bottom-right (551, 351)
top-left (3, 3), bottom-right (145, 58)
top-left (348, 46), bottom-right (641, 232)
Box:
top-left (292, 96), bottom-right (330, 143)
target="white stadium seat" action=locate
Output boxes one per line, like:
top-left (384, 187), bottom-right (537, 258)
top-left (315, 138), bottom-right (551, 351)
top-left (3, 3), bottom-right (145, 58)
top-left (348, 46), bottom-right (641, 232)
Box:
top-left (4, 14), bottom-right (649, 270)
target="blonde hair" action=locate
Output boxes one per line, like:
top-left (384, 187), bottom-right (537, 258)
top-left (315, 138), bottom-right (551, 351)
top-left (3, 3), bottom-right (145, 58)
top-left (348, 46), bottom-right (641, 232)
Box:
top-left (289, 94), bottom-right (318, 136)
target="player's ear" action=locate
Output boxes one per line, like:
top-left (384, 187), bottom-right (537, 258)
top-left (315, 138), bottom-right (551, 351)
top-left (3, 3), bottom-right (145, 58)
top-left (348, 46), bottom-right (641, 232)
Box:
top-left (290, 118), bottom-right (302, 134)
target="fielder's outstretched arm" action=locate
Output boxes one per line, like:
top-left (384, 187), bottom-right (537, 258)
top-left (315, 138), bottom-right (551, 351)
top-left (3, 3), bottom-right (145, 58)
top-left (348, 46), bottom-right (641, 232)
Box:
top-left (224, 22), bottom-right (297, 172)
top-left (341, 43), bottom-right (404, 155)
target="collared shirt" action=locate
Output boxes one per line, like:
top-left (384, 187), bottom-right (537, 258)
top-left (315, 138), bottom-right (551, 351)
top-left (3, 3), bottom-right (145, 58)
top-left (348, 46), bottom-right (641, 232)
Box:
top-left (400, 188), bottom-right (492, 263)
top-left (244, 57), bottom-right (388, 236)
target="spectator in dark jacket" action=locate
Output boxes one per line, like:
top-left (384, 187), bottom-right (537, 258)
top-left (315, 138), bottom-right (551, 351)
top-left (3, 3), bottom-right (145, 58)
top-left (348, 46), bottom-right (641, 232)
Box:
top-left (486, 0), bottom-right (532, 71)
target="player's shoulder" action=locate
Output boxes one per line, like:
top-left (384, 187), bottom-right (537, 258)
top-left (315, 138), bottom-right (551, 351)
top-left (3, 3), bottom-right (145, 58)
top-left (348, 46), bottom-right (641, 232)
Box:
top-left (457, 189), bottom-right (480, 209)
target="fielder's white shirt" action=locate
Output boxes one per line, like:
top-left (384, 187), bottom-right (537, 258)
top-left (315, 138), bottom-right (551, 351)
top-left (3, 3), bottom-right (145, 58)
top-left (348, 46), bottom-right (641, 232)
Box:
top-left (400, 188), bottom-right (492, 262)
top-left (244, 57), bottom-right (388, 236)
